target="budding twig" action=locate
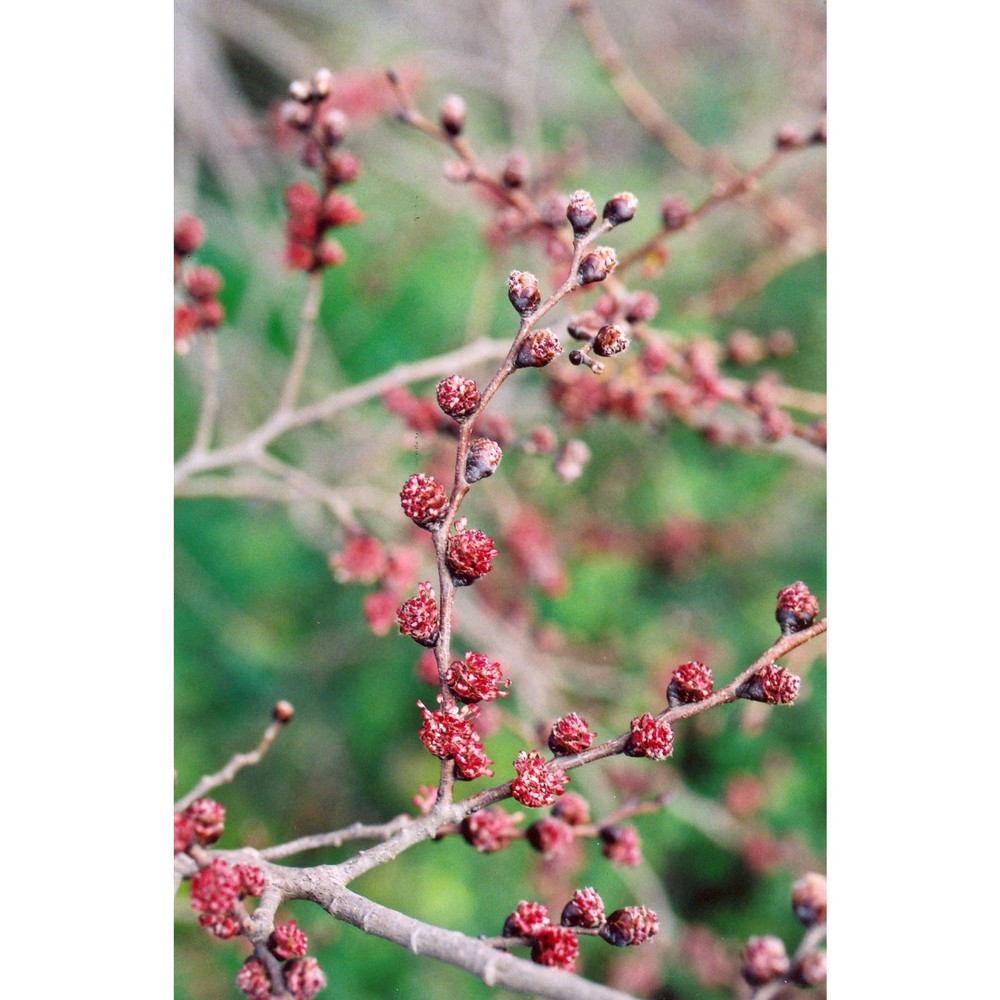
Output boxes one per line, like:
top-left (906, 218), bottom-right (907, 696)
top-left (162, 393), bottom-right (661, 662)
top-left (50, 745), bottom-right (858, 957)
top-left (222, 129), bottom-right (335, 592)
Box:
top-left (278, 270), bottom-right (323, 412)
top-left (259, 815), bottom-right (416, 861)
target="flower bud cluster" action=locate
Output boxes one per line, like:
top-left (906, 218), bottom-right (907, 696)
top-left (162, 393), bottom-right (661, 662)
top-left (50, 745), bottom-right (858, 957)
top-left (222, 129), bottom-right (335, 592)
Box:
top-left (189, 857), bottom-right (264, 939)
top-left (460, 806), bottom-right (520, 853)
top-left (446, 650), bottom-right (510, 703)
top-left (624, 713), bottom-right (674, 759)
top-left (547, 712), bottom-right (595, 755)
top-left (667, 660), bottom-right (714, 706)
top-left (511, 750), bottom-right (569, 807)
top-left (174, 216), bottom-right (225, 353)
top-left (417, 697), bottom-right (494, 780)
top-left (174, 797), bottom-right (226, 853)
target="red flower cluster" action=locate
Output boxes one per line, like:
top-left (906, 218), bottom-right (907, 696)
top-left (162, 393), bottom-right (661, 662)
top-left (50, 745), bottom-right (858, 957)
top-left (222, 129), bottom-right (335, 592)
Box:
top-left (526, 817), bottom-right (575, 858)
top-left (503, 900), bottom-right (550, 938)
top-left (446, 526), bottom-right (498, 585)
top-left (668, 661), bottom-right (714, 705)
top-left (446, 651), bottom-right (510, 703)
top-left (740, 664), bottom-right (801, 704)
top-left (417, 700), bottom-right (494, 780)
top-left (515, 329), bottom-right (562, 369)
top-left (776, 580), bottom-right (820, 634)
top-left (270, 919), bottom-right (308, 959)
top-left (625, 713), bottom-right (674, 759)
top-left (791, 872), bottom-right (827, 926)
top-left (600, 824), bottom-right (641, 866)
top-left (741, 935), bottom-right (790, 986)
top-left (283, 956), bottom-right (327, 1000)
top-left (459, 807), bottom-right (520, 853)
top-left (531, 925), bottom-right (579, 971)
top-left (511, 750), bottom-right (569, 807)
top-left (175, 797), bottom-right (225, 850)
top-left (547, 712), bottom-right (595, 755)
top-left (601, 906), bottom-right (660, 947)
top-left (561, 887), bottom-right (605, 929)
top-left (189, 858), bottom-right (262, 938)
top-left (436, 375), bottom-right (480, 419)
top-left (396, 582), bottom-right (439, 646)
top-left (174, 215), bottom-right (224, 353)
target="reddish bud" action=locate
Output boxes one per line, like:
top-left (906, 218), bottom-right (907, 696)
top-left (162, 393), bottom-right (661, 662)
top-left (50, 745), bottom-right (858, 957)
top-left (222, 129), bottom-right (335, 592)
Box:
top-left (185, 798), bottom-right (225, 845)
top-left (508, 270), bottom-right (541, 315)
top-left (235, 864), bottom-right (264, 897)
top-left (315, 239), bottom-right (346, 269)
top-left (363, 589), bottom-right (398, 636)
top-left (667, 661), bottom-right (714, 707)
top-left (660, 196), bottom-right (691, 231)
top-left (791, 872), bottom-right (827, 926)
top-left (197, 300), bottom-right (225, 329)
top-left (554, 439), bottom-right (591, 483)
top-left (174, 214), bottom-right (205, 256)
top-left (742, 935), bottom-right (790, 986)
top-left (318, 107), bottom-right (349, 147)
top-left (515, 329), bottom-right (562, 368)
top-left (453, 738), bottom-right (495, 780)
top-left (602, 191), bottom-right (638, 226)
top-left (436, 375), bottom-right (480, 419)
top-left (532, 925), bottom-right (579, 971)
top-left (329, 534), bottom-right (385, 583)
top-left (465, 438), bottom-right (503, 484)
top-left (400, 473), bottom-right (448, 528)
top-left (624, 290), bottom-right (659, 323)
top-left (502, 152), bottom-right (528, 188)
top-left (561, 887), bottom-right (605, 929)
top-left (460, 807), bottom-right (520, 853)
top-left (312, 67), bottom-right (334, 97)
top-left (548, 712), bottom-right (595, 755)
top-left (273, 700), bottom-right (295, 723)
top-left (775, 123), bottom-right (803, 150)
top-left (738, 664), bottom-right (801, 704)
top-left (283, 956), bottom-right (326, 1000)
top-left (577, 247), bottom-right (617, 284)
top-left (600, 825), bottom-right (641, 866)
top-left (236, 958), bottom-right (271, 1000)
top-left (776, 581), bottom-right (820, 635)
top-left (189, 858), bottom-right (241, 918)
top-left (552, 792), bottom-right (591, 826)
top-left (396, 582), bottom-right (439, 646)
top-left (794, 950), bottom-right (827, 986)
top-left (269, 919), bottom-right (308, 959)
top-left (767, 327), bottom-right (796, 357)
top-left (446, 527), bottom-right (498, 585)
top-left (601, 907), bottom-right (659, 947)
top-left (288, 79), bottom-right (312, 102)
top-left (446, 651), bottom-right (510, 703)
top-left (726, 328), bottom-right (763, 365)
top-left (174, 812), bottom-right (195, 854)
top-left (566, 189), bottom-right (598, 235)
top-left (512, 750), bottom-right (569, 808)
top-left (760, 407), bottom-right (792, 441)
top-left (285, 181), bottom-right (321, 217)
top-left (503, 901), bottom-right (550, 937)
top-left (526, 817), bottom-right (575, 857)
top-left (624, 713), bottom-right (674, 759)
top-left (592, 324), bottom-right (629, 357)
top-left (325, 150), bottom-right (361, 185)
top-left (439, 94), bottom-right (466, 136)
top-left (322, 192), bottom-right (364, 227)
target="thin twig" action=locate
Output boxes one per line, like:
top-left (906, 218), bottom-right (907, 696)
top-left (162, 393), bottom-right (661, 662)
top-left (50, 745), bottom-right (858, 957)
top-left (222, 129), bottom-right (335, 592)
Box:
top-left (278, 271), bottom-right (323, 411)
top-left (259, 815), bottom-right (415, 861)
top-left (175, 714), bottom-right (290, 812)
top-left (191, 332), bottom-right (221, 454)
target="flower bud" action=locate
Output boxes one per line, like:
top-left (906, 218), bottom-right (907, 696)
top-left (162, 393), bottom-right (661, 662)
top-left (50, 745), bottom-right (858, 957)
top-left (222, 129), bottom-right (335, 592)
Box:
top-left (502, 152), bottom-right (528, 188)
top-left (312, 67), bottom-right (334, 97)
top-left (738, 664), bottom-right (801, 704)
top-left (601, 907), bottom-right (659, 947)
top-left (465, 438), bottom-right (503, 484)
top-left (741, 935), bottom-right (790, 986)
top-left (288, 79), bottom-right (312, 102)
top-left (436, 375), bottom-right (479, 419)
top-left (791, 872), bottom-right (827, 925)
top-left (325, 150), bottom-right (361, 185)
top-left (592, 324), bottom-right (629, 357)
top-left (775, 123), bottom-right (803, 150)
top-left (516, 329), bottom-right (561, 368)
top-left (566, 190), bottom-right (598, 235)
top-left (775, 581), bottom-right (820, 634)
top-left (561, 887), bottom-right (605, 928)
top-left (660, 195), bottom-right (691, 231)
top-left (318, 107), bottom-right (349, 147)
top-left (508, 270), bottom-right (541, 315)
top-left (794, 950), bottom-right (827, 986)
top-left (577, 247), bottom-right (617, 284)
top-left (174, 214), bottom-right (205, 256)
top-left (602, 191), bottom-right (638, 226)
top-left (439, 94), bottom-right (466, 136)
top-left (273, 700), bottom-right (295, 723)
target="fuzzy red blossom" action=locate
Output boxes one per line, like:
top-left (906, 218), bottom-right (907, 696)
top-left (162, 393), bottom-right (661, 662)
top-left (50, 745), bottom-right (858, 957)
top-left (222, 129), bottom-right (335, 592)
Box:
top-left (600, 825), bottom-right (641, 866)
top-left (284, 956), bottom-right (326, 1000)
top-left (503, 901), bottom-right (551, 938)
top-left (322, 192), bottom-right (364, 227)
top-left (547, 713), bottom-right (595, 755)
top-left (667, 660), bottom-right (714, 706)
top-left (174, 214), bottom-right (205, 256)
top-left (412, 784), bottom-right (437, 815)
top-left (174, 812), bottom-right (195, 854)
top-left (400, 473), bottom-right (448, 528)
top-left (511, 750), bottom-right (569, 807)
top-left (460, 807), bottom-right (520, 853)
top-left (552, 792), bottom-right (591, 827)
top-left (199, 913), bottom-right (242, 939)
top-left (453, 738), bottom-right (495, 780)
top-left (515, 329), bottom-right (562, 368)
top-left (184, 267), bottom-right (223, 301)
top-left (445, 526), bottom-right (498, 585)
top-left (526, 817), bottom-right (575, 857)
top-left (235, 864), bottom-right (264, 898)
top-left (190, 858), bottom-right (241, 919)
top-left (175, 305), bottom-right (199, 347)
top-left (382, 387), bottom-right (443, 434)
top-left (417, 699), bottom-right (476, 759)
top-left (740, 664), bottom-right (801, 704)
top-left (396, 582), bottom-right (439, 646)
top-left (328, 535), bottom-right (385, 583)
top-left (791, 872), bottom-right (827, 926)
top-left (465, 438), bottom-right (503, 484)
top-left (760, 407), bottom-right (792, 441)
top-left (363, 589), bottom-right (399, 636)
top-left (601, 907), bottom-right (659, 947)
top-left (185, 798), bottom-right (225, 845)
top-left (775, 581), bottom-right (820, 635)
top-left (625, 713), bottom-right (674, 759)
top-left (794, 950), bottom-right (827, 986)
top-left (435, 375), bottom-right (480, 419)
top-left (742, 935), bottom-right (790, 986)
top-left (446, 651), bottom-right (510, 703)
top-left (270, 919), bottom-right (308, 959)
top-left (624, 290), bottom-right (659, 323)
top-left (236, 958), bottom-right (271, 1000)
top-left (532, 925), bottom-right (579, 971)
top-left (561, 887), bottom-right (605, 928)
top-left (592, 324), bottom-right (629, 358)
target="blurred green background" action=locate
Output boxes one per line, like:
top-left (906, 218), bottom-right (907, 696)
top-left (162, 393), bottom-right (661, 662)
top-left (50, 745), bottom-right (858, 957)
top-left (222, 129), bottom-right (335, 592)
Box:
top-left (175, 2), bottom-right (825, 997)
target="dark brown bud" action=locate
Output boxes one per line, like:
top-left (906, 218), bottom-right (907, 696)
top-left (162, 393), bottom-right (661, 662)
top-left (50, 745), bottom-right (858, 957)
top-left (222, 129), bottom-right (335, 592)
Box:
top-left (273, 700), bottom-right (295, 723)
top-left (515, 329), bottom-right (562, 368)
top-left (508, 270), bottom-right (540, 315)
top-left (660, 196), bottom-right (691, 231)
top-left (602, 191), bottom-right (638, 226)
top-left (592, 324), bottom-right (628, 357)
top-left (465, 438), bottom-right (503, 484)
top-left (577, 247), bottom-right (617, 285)
top-left (439, 94), bottom-right (466, 137)
top-left (566, 319), bottom-right (594, 341)
top-left (502, 152), bottom-right (528, 189)
top-left (566, 190), bottom-right (598, 236)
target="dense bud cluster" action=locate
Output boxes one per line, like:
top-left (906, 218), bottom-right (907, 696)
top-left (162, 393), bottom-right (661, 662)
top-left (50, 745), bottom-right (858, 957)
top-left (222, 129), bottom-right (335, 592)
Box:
top-left (667, 660), bottom-right (714, 706)
top-left (592, 324), bottom-right (629, 357)
top-left (446, 526), bottom-right (498, 585)
top-left (185, 797), bottom-right (226, 845)
top-left (600, 906), bottom-right (659, 947)
top-left (174, 812), bottom-right (195, 854)
top-left (395, 582), bottom-right (440, 645)
top-left (577, 247), bottom-right (618, 284)
top-left (791, 872), bottom-right (827, 925)
top-left (624, 713), bottom-right (674, 759)
top-left (739, 664), bottom-right (801, 704)
top-left (561, 887), bottom-right (605, 928)
top-left (189, 858), bottom-right (262, 938)
top-left (511, 750), bottom-right (569, 807)
top-left (602, 191), bottom-right (638, 226)
top-left (508, 270), bottom-right (541, 315)
top-left (270, 920), bottom-right (309, 959)
top-left (526, 817), bottom-right (575, 857)
top-left (547, 712), bottom-right (596, 755)
top-left (515, 329), bottom-right (562, 369)
top-left (504, 900), bottom-right (551, 938)
top-left (460, 807), bottom-right (520, 853)
top-left (531, 925), bottom-right (579, 971)
top-left (417, 699), bottom-right (494, 779)
top-left (446, 650), bottom-right (510, 703)
top-left (741, 935), bottom-right (790, 985)
top-left (566, 189), bottom-right (598, 235)
top-left (600, 824), bottom-right (641, 866)
top-left (235, 958), bottom-right (271, 999)
top-left (436, 375), bottom-right (480, 419)
top-left (174, 216), bottom-right (225, 352)
top-left (400, 474), bottom-right (448, 528)
top-left (776, 581), bottom-right (820, 635)
top-left (284, 956), bottom-right (327, 1000)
